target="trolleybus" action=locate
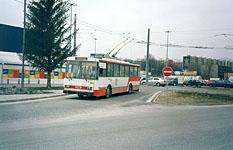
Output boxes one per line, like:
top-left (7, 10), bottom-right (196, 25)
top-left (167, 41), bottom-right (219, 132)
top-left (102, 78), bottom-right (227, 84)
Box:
top-left (63, 58), bottom-right (140, 98)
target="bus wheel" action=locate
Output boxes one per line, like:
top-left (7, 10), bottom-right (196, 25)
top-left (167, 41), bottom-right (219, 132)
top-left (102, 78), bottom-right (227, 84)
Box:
top-left (128, 84), bottom-right (133, 94)
top-left (78, 94), bottom-right (84, 98)
top-left (105, 86), bottom-right (112, 98)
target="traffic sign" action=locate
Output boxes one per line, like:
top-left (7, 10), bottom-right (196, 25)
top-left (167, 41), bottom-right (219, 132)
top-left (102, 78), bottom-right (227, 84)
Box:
top-left (162, 67), bottom-right (173, 76)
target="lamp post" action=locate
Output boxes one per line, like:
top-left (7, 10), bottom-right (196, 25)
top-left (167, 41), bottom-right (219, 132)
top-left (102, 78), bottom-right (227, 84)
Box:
top-left (93, 38), bottom-right (97, 55)
top-left (165, 31), bottom-right (172, 67)
top-left (70, 3), bottom-right (77, 50)
top-left (146, 28), bottom-right (150, 83)
top-left (21, 0), bottom-right (26, 88)
top-left (165, 31), bottom-right (171, 88)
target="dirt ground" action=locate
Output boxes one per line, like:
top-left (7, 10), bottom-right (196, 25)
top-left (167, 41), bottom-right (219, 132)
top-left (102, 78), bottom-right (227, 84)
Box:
top-left (156, 90), bottom-right (233, 105)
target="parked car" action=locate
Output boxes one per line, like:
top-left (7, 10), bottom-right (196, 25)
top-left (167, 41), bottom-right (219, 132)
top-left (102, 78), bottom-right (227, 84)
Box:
top-left (183, 80), bottom-right (202, 87)
top-left (167, 77), bottom-right (178, 86)
top-left (148, 77), bottom-right (166, 87)
top-left (208, 80), bottom-right (233, 88)
top-left (140, 77), bottom-right (146, 85)
top-left (201, 80), bottom-right (210, 86)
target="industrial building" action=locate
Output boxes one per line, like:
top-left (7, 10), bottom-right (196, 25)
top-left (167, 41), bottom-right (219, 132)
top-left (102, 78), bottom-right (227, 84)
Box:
top-left (0, 24), bottom-right (64, 86)
top-left (183, 55), bottom-right (233, 79)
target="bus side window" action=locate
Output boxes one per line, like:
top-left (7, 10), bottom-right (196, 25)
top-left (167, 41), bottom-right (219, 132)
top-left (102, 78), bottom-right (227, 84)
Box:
top-left (114, 64), bottom-right (120, 77)
top-left (125, 65), bottom-right (129, 77)
top-left (99, 62), bottom-right (106, 77)
top-left (130, 66), bottom-right (134, 77)
top-left (107, 63), bottom-right (114, 77)
top-left (134, 66), bottom-right (138, 76)
top-left (66, 64), bottom-right (72, 73)
top-left (120, 65), bottom-right (125, 77)
top-left (137, 67), bottom-right (140, 76)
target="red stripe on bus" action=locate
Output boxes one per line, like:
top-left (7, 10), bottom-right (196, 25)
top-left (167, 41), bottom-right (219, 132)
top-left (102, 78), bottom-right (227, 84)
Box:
top-left (112, 86), bottom-right (128, 94)
top-left (70, 85), bottom-right (76, 89)
top-left (94, 85), bottom-right (139, 97)
top-left (128, 76), bottom-right (140, 82)
top-left (94, 88), bottom-right (106, 97)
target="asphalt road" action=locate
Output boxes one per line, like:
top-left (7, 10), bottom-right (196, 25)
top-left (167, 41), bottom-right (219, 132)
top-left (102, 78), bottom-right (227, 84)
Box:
top-left (0, 86), bottom-right (233, 150)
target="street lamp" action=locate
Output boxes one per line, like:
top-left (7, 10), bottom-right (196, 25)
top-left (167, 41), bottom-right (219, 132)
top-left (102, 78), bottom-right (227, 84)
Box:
top-left (165, 31), bottom-right (172, 67)
top-left (21, 0), bottom-right (26, 88)
top-left (70, 3), bottom-right (77, 50)
top-left (93, 38), bottom-right (98, 55)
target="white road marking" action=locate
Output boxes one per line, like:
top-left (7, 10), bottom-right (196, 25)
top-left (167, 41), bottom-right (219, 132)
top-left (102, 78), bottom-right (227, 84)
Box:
top-left (146, 91), bottom-right (162, 103)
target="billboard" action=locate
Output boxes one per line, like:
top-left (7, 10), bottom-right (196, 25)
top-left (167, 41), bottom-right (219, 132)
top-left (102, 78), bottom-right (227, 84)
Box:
top-left (183, 55), bottom-right (191, 70)
top-left (0, 24), bottom-right (23, 53)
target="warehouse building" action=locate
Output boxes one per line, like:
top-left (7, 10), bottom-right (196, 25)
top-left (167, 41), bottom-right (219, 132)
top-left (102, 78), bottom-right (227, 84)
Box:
top-left (183, 55), bottom-right (233, 79)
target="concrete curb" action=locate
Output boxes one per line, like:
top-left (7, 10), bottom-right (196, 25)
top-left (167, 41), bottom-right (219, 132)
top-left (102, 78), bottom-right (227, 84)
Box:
top-left (146, 91), bottom-right (163, 103)
top-left (0, 94), bottom-right (66, 104)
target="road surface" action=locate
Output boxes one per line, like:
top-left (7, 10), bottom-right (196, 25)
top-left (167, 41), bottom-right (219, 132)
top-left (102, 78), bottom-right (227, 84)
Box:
top-left (0, 86), bottom-right (233, 150)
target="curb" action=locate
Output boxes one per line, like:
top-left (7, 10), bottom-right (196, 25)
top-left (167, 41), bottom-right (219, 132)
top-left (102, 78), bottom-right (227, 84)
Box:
top-left (146, 91), bottom-right (163, 103)
top-left (0, 94), bottom-right (66, 104)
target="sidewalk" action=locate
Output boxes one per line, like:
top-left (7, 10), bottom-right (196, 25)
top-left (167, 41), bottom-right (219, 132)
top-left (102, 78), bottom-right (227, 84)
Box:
top-left (0, 90), bottom-right (65, 103)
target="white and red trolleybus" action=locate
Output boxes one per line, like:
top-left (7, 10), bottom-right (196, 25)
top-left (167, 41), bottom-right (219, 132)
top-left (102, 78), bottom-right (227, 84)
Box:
top-left (63, 58), bottom-right (140, 98)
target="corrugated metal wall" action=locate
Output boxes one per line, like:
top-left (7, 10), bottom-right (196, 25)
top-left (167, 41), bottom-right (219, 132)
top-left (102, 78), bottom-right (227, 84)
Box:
top-left (0, 24), bottom-right (23, 53)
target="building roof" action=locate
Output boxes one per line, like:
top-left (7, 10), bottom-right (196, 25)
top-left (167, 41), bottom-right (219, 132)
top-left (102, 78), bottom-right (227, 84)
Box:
top-left (0, 51), bottom-right (27, 65)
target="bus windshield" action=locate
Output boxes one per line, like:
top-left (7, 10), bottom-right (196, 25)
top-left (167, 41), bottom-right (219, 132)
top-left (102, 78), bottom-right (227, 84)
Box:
top-left (72, 61), bottom-right (98, 80)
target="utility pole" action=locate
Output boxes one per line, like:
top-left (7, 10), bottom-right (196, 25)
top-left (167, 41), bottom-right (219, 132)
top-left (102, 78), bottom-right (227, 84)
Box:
top-left (146, 28), bottom-right (150, 83)
top-left (70, 3), bottom-right (76, 50)
top-left (165, 31), bottom-right (171, 67)
top-left (94, 38), bottom-right (98, 55)
top-left (21, 0), bottom-right (26, 88)
top-left (165, 31), bottom-right (171, 89)
top-left (73, 14), bottom-right (77, 51)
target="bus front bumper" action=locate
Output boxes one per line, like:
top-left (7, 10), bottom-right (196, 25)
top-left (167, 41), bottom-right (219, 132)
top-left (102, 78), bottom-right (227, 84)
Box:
top-left (63, 88), bottom-right (94, 96)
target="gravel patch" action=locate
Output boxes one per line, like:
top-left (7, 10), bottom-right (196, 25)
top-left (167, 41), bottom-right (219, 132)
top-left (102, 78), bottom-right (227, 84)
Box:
top-left (156, 90), bottom-right (233, 105)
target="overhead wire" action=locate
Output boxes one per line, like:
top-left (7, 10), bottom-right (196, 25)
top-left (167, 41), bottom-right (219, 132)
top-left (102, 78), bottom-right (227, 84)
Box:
top-left (12, 0), bottom-right (23, 4)
top-left (12, 0), bottom-right (30, 5)
top-left (10, 0), bottom-right (233, 53)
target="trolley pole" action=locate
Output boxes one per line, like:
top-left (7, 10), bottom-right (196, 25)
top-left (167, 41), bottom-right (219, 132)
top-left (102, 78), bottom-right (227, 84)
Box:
top-left (146, 28), bottom-right (150, 83)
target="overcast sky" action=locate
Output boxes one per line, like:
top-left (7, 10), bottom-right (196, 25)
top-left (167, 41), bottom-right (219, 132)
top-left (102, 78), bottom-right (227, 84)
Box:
top-left (1, 0), bottom-right (233, 61)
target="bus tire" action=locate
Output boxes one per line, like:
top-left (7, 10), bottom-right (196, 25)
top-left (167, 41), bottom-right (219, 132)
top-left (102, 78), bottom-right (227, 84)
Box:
top-left (128, 84), bottom-right (133, 94)
top-left (78, 94), bottom-right (84, 98)
top-left (105, 86), bottom-right (112, 98)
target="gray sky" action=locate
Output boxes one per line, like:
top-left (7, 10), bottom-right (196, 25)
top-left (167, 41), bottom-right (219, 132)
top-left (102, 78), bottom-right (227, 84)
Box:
top-left (1, 0), bottom-right (233, 61)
